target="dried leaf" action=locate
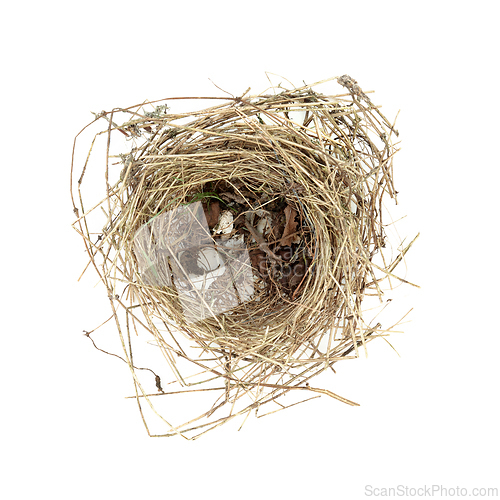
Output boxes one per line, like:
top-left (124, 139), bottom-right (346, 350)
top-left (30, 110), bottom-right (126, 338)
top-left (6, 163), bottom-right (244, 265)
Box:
top-left (220, 192), bottom-right (247, 205)
top-left (275, 246), bottom-right (292, 261)
top-left (249, 250), bottom-right (267, 274)
top-left (289, 262), bottom-right (306, 287)
top-left (269, 211), bottom-right (285, 241)
top-left (202, 200), bottom-right (220, 229)
top-left (280, 205), bottom-right (299, 247)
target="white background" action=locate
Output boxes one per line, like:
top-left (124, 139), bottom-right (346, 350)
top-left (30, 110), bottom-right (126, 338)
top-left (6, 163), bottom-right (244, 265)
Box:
top-left (1, 1), bottom-right (499, 499)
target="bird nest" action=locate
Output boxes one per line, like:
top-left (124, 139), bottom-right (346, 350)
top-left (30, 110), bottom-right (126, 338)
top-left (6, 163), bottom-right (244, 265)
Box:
top-left (71, 76), bottom-right (414, 439)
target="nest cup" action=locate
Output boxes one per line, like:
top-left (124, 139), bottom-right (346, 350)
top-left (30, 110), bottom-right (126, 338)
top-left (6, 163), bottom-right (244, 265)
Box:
top-left (72, 76), bottom-right (407, 438)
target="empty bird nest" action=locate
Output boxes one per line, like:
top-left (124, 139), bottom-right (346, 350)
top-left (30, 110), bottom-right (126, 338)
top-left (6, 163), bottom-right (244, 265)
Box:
top-left (70, 75), bottom-right (416, 439)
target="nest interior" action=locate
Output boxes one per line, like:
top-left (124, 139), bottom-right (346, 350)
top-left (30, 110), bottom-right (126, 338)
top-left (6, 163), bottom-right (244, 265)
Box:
top-left (71, 76), bottom-right (410, 438)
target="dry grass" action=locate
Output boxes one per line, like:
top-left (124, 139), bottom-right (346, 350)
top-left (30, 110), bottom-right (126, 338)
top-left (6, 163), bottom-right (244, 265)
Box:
top-left (71, 75), bottom-right (416, 439)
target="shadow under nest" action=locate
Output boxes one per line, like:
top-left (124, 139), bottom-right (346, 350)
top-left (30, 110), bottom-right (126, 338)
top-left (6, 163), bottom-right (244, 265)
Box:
top-left (71, 76), bottom-right (409, 438)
